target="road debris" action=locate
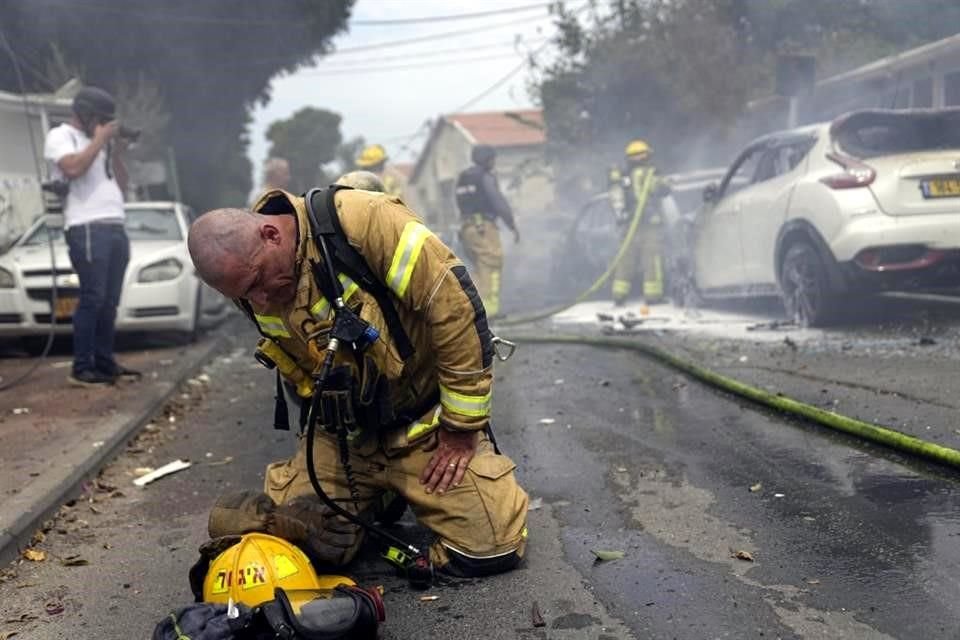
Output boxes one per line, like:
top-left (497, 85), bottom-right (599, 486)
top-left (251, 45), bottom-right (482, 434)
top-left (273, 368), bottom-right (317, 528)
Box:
top-left (774, 493), bottom-right (785, 498)
top-left (207, 456), bottom-right (234, 467)
top-left (21, 548), bottom-right (45, 562)
top-left (2, 630), bottom-right (21, 639)
top-left (531, 601), bottom-right (546, 628)
top-left (732, 550), bottom-right (754, 562)
top-left (538, 418), bottom-right (556, 425)
top-left (528, 497), bottom-right (543, 511)
top-left (11, 407), bottom-right (29, 415)
top-left (44, 601), bottom-right (64, 616)
top-left (419, 595), bottom-right (439, 602)
top-left (59, 554), bottom-right (89, 567)
top-left (591, 549), bottom-right (625, 562)
top-left (133, 459), bottom-right (191, 487)
top-left (749, 483), bottom-right (762, 493)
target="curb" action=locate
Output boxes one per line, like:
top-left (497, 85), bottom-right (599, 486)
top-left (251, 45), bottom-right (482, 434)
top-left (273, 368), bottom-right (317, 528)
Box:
top-left (0, 331), bottom-right (231, 568)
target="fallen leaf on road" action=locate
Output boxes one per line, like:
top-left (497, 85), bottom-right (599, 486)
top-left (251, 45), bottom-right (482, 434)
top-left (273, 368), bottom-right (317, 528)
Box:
top-left (60, 555), bottom-right (89, 567)
top-left (4, 613), bottom-right (37, 624)
top-left (732, 550), bottom-right (754, 562)
top-left (531, 601), bottom-right (546, 628)
top-left (538, 418), bottom-right (556, 425)
top-left (44, 601), bottom-right (64, 616)
top-left (30, 531), bottom-right (45, 546)
top-left (528, 497), bottom-right (543, 511)
top-left (89, 505), bottom-right (102, 515)
top-left (749, 483), bottom-right (762, 493)
top-left (591, 549), bottom-right (625, 562)
top-left (22, 549), bottom-right (45, 562)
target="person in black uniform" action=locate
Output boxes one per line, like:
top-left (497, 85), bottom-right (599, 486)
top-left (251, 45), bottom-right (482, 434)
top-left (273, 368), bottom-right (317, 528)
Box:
top-left (455, 145), bottom-right (520, 317)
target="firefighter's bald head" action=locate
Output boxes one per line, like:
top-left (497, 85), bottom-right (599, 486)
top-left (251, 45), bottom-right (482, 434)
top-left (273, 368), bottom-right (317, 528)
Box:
top-left (188, 208), bottom-right (299, 308)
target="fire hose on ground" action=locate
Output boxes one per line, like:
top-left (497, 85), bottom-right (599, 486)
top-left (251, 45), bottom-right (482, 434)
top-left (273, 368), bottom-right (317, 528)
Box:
top-left (506, 334), bottom-right (960, 471)
top-left (495, 193), bottom-right (644, 327)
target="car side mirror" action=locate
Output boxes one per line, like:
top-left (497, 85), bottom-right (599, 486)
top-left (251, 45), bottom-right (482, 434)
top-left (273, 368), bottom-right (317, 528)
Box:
top-left (702, 183), bottom-right (719, 204)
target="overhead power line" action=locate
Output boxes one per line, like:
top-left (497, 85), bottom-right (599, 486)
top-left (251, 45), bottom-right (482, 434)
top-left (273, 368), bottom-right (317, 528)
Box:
top-left (320, 37), bottom-right (549, 66)
top-left (331, 12), bottom-right (554, 56)
top-left (296, 52), bottom-right (526, 77)
top-left (350, 2), bottom-right (555, 26)
top-left (29, 0), bottom-right (556, 28)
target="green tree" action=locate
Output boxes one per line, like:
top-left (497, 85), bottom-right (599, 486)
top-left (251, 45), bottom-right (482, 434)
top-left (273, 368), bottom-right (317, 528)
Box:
top-left (536, 0), bottom-right (960, 202)
top-left (265, 107), bottom-right (343, 193)
top-left (0, 1), bottom-right (353, 211)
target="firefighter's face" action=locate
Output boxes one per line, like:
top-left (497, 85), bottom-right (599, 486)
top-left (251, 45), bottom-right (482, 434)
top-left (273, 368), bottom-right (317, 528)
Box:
top-left (222, 222), bottom-right (297, 308)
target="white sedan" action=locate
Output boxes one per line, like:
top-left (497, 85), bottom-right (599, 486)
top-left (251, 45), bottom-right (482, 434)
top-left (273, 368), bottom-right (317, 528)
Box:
top-left (691, 108), bottom-right (960, 325)
top-left (0, 201), bottom-right (229, 345)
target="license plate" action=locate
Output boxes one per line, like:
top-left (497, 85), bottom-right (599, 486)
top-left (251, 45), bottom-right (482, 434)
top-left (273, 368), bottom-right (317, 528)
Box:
top-left (921, 176), bottom-right (960, 198)
top-left (54, 297), bottom-right (78, 320)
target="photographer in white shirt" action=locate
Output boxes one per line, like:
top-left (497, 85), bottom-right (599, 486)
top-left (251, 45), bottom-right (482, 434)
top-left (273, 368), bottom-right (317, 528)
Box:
top-left (44, 86), bottom-right (140, 387)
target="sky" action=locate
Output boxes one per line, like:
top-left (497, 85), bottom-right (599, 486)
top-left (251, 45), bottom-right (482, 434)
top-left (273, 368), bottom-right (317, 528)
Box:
top-left (246, 0), bottom-right (568, 182)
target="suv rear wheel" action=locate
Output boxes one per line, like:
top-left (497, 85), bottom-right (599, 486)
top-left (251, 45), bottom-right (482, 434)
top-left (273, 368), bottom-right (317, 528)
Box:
top-left (779, 242), bottom-right (838, 327)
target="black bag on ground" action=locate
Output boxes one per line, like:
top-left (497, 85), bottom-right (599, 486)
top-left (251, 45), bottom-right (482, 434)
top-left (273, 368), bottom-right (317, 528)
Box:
top-left (153, 586), bottom-right (383, 640)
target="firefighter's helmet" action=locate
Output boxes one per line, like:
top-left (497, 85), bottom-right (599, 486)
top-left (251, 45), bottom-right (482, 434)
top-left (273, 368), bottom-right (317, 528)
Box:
top-left (356, 144), bottom-right (388, 169)
top-left (202, 533), bottom-right (355, 608)
top-left (625, 139), bottom-right (651, 160)
top-left (335, 170), bottom-right (386, 192)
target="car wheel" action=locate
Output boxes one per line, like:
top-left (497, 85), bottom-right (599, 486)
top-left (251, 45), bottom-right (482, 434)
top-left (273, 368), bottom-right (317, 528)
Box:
top-left (779, 242), bottom-right (837, 327)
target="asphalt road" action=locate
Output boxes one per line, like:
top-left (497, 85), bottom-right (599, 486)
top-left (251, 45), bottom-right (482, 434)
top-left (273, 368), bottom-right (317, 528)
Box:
top-left (3, 324), bottom-right (960, 639)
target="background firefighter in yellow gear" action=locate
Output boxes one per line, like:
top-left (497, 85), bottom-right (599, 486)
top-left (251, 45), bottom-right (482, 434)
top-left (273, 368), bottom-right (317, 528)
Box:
top-left (455, 144), bottom-right (520, 318)
top-left (187, 187), bottom-right (528, 579)
top-left (355, 143), bottom-right (406, 199)
top-left (609, 139), bottom-right (671, 306)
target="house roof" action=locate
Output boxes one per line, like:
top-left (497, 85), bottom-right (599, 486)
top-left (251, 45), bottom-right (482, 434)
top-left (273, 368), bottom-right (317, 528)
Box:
top-left (409, 109), bottom-right (546, 183)
top-left (447, 109), bottom-right (546, 147)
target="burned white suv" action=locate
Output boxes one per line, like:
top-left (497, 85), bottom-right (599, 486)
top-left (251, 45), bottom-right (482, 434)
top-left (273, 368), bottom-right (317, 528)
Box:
top-left (691, 108), bottom-right (960, 325)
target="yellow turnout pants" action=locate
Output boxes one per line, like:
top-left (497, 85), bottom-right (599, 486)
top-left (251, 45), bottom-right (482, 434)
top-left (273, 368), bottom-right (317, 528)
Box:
top-left (459, 218), bottom-right (503, 316)
top-left (612, 224), bottom-right (664, 304)
top-left (264, 427), bottom-right (529, 571)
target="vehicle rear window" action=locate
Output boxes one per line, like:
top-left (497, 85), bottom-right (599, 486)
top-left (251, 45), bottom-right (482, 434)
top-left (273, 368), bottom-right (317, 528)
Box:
top-left (833, 109), bottom-right (960, 158)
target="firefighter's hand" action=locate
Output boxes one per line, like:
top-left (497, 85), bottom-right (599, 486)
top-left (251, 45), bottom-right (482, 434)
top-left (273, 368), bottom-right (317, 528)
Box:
top-left (420, 428), bottom-right (478, 495)
top-left (513, 228), bottom-right (521, 245)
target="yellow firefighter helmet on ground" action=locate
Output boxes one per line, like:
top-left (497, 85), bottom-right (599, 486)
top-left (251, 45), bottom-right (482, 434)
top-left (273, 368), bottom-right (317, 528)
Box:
top-left (202, 533), bottom-right (355, 609)
top-left (356, 144), bottom-right (388, 169)
top-left (625, 139), bottom-right (651, 160)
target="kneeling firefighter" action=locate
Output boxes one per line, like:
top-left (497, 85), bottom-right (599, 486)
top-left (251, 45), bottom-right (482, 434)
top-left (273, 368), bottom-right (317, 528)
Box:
top-left (455, 144), bottom-right (520, 318)
top-left (609, 139), bottom-right (671, 306)
top-left (187, 186), bottom-right (529, 583)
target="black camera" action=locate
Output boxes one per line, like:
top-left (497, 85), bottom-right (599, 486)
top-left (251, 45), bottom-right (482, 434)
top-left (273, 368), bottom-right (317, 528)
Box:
top-left (117, 124), bottom-right (141, 142)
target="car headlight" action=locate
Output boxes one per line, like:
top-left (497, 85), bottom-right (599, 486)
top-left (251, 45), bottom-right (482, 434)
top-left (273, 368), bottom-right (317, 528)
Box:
top-left (0, 266), bottom-right (14, 289)
top-left (138, 258), bottom-right (183, 283)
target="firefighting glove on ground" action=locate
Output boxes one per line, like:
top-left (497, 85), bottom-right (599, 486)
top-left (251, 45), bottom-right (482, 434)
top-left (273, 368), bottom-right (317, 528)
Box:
top-left (207, 491), bottom-right (362, 567)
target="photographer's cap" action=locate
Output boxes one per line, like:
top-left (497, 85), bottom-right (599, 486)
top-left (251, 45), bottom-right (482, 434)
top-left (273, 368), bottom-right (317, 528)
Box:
top-left (72, 86), bottom-right (116, 120)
